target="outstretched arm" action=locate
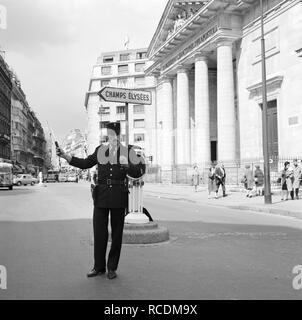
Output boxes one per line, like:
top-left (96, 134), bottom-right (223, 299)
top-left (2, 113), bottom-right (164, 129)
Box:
top-left (57, 147), bottom-right (98, 170)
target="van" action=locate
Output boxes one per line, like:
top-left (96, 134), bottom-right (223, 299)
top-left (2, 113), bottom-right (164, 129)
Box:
top-left (0, 162), bottom-right (13, 190)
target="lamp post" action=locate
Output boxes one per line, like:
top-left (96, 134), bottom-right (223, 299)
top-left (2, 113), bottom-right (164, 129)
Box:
top-left (260, 0), bottom-right (272, 204)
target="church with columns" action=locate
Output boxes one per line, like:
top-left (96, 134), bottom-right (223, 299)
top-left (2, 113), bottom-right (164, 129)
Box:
top-left (145, 0), bottom-right (302, 172)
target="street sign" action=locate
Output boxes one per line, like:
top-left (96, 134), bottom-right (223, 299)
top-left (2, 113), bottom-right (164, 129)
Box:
top-left (98, 87), bottom-right (152, 105)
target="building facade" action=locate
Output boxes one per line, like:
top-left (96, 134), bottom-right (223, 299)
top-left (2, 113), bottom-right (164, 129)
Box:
top-left (146, 0), bottom-right (302, 178)
top-left (62, 129), bottom-right (87, 158)
top-left (32, 116), bottom-right (46, 173)
top-left (0, 53), bottom-right (12, 161)
top-left (85, 48), bottom-right (157, 163)
top-left (11, 73), bottom-right (47, 174)
top-left (44, 127), bottom-right (59, 171)
top-left (11, 75), bottom-right (30, 172)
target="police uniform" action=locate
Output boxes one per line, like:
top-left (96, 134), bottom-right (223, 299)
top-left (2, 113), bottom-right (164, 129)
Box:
top-left (69, 122), bottom-right (145, 276)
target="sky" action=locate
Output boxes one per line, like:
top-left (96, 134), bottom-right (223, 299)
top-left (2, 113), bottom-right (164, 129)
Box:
top-left (0, 0), bottom-right (167, 142)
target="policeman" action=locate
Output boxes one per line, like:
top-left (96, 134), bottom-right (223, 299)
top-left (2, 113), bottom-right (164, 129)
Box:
top-left (56, 122), bottom-right (145, 280)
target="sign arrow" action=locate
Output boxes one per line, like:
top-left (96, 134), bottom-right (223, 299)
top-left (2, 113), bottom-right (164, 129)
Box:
top-left (98, 87), bottom-right (152, 105)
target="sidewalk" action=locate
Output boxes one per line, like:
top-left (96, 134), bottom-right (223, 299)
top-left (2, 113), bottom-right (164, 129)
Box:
top-left (144, 183), bottom-right (302, 220)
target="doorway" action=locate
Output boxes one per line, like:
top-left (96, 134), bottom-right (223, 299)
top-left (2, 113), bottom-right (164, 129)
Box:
top-left (211, 141), bottom-right (217, 163)
top-left (267, 100), bottom-right (279, 158)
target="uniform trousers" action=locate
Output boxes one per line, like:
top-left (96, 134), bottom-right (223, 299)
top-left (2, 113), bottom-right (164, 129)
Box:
top-left (93, 207), bottom-right (125, 272)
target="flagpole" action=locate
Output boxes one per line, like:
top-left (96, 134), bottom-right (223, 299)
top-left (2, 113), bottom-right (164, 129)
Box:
top-left (260, 0), bottom-right (272, 204)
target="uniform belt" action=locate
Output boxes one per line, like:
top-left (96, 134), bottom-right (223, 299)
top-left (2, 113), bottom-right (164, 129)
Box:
top-left (98, 179), bottom-right (126, 186)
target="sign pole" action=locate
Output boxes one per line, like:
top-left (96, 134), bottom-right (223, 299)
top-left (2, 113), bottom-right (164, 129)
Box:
top-left (260, 0), bottom-right (272, 204)
top-left (125, 102), bottom-right (129, 147)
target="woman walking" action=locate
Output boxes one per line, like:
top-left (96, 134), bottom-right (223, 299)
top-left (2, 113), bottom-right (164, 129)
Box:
top-left (280, 161), bottom-right (294, 201)
top-left (254, 165), bottom-right (264, 196)
top-left (242, 165), bottom-right (254, 198)
top-left (192, 165), bottom-right (200, 192)
top-left (208, 164), bottom-right (217, 199)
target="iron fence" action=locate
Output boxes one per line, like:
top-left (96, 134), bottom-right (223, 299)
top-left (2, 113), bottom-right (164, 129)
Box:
top-left (144, 156), bottom-right (302, 186)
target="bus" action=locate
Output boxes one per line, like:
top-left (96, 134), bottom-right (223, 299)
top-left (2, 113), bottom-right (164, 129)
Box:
top-left (0, 160), bottom-right (13, 190)
top-left (45, 170), bottom-right (59, 183)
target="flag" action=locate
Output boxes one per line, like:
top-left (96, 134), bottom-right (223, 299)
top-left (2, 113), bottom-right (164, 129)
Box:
top-left (124, 35), bottom-right (130, 50)
top-left (0, 5), bottom-right (7, 30)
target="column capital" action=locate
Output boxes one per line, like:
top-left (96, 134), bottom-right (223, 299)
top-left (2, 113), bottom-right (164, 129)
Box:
top-left (159, 74), bottom-right (174, 84)
top-left (194, 52), bottom-right (210, 62)
top-left (216, 38), bottom-right (234, 48)
top-left (176, 65), bottom-right (191, 74)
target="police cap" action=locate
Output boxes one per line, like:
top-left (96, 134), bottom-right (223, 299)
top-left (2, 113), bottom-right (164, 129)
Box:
top-left (106, 122), bottom-right (121, 136)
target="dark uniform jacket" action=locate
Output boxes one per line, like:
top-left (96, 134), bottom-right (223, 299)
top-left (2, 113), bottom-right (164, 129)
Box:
top-left (70, 144), bottom-right (145, 208)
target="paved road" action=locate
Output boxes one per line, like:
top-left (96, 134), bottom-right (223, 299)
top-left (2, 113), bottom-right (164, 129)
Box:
top-left (0, 183), bottom-right (302, 300)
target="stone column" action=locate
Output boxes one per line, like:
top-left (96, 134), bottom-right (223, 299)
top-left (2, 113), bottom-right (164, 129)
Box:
top-left (176, 67), bottom-right (191, 165)
top-left (194, 54), bottom-right (211, 166)
top-left (156, 83), bottom-right (163, 166)
top-left (217, 40), bottom-right (236, 162)
top-left (161, 76), bottom-right (174, 169)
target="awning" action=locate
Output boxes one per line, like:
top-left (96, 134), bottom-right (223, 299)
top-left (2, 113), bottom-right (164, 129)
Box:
top-left (13, 164), bottom-right (23, 173)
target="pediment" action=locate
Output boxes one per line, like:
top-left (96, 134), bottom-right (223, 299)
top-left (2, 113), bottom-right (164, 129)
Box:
top-left (148, 0), bottom-right (207, 57)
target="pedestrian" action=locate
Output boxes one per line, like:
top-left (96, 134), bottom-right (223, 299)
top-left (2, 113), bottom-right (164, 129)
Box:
top-left (56, 122), bottom-right (145, 280)
top-left (221, 164), bottom-right (227, 197)
top-left (214, 163), bottom-right (226, 198)
top-left (280, 161), bottom-right (294, 201)
top-left (254, 165), bottom-right (264, 196)
top-left (292, 159), bottom-right (302, 200)
top-left (208, 163), bottom-right (217, 199)
top-left (192, 165), bottom-right (200, 192)
top-left (242, 164), bottom-right (254, 197)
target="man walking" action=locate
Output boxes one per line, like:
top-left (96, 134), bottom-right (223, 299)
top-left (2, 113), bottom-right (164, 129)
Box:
top-left (293, 159), bottom-right (302, 200)
top-left (57, 122), bottom-right (145, 279)
top-left (215, 163), bottom-right (227, 198)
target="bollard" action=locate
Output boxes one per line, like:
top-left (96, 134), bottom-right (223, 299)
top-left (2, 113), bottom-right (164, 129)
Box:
top-left (125, 176), bottom-right (149, 224)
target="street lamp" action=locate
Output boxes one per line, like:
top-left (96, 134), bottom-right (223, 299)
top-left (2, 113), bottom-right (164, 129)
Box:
top-left (260, 0), bottom-right (272, 204)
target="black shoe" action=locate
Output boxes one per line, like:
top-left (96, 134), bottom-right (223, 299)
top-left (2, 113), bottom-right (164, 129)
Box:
top-left (87, 269), bottom-right (106, 278)
top-left (107, 270), bottom-right (117, 280)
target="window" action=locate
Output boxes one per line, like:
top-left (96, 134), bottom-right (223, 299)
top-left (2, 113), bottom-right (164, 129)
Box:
top-left (101, 66), bottom-right (112, 75)
top-left (135, 63), bottom-right (145, 72)
top-left (133, 105), bottom-right (145, 114)
top-left (100, 121), bottom-right (110, 129)
top-left (117, 78), bottom-right (128, 87)
top-left (116, 106), bottom-right (125, 114)
top-left (134, 77), bottom-right (145, 87)
top-left (134, 134), bottom-right (145, 142)
top-left (118, 65), bottom-right (128, 74)
top-left (103, 56), bottom-right (114, 63)
top-left (120, 54), bottom-right (130, 61)
top-left (136, 52), bottom-right (147, 60)
top-left (99, 106), bottom-right (110, 115)
top-left (101, 80), bottom-right (110, 87)
top-left (120, 135), bottom-right (126, 142)
top-left (134, 119), bottom-right (145, 128)
top-left (289, 116), bottom-right (299, 126)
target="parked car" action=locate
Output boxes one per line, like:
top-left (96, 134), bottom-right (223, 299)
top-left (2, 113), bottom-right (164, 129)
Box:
top-left (13, 174), bottom-right (38, 186)
top-left (67, 174), bottom-right (78, 183)
top-left (58, 173), bottom-right (68, 182)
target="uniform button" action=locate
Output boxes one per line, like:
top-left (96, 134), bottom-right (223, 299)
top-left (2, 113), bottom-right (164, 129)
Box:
top-left (110, 168), bottom-right (113, 171)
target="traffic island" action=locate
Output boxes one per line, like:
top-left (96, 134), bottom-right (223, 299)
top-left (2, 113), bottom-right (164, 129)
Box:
top-left (122, 222), bottom-right (169, 244)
